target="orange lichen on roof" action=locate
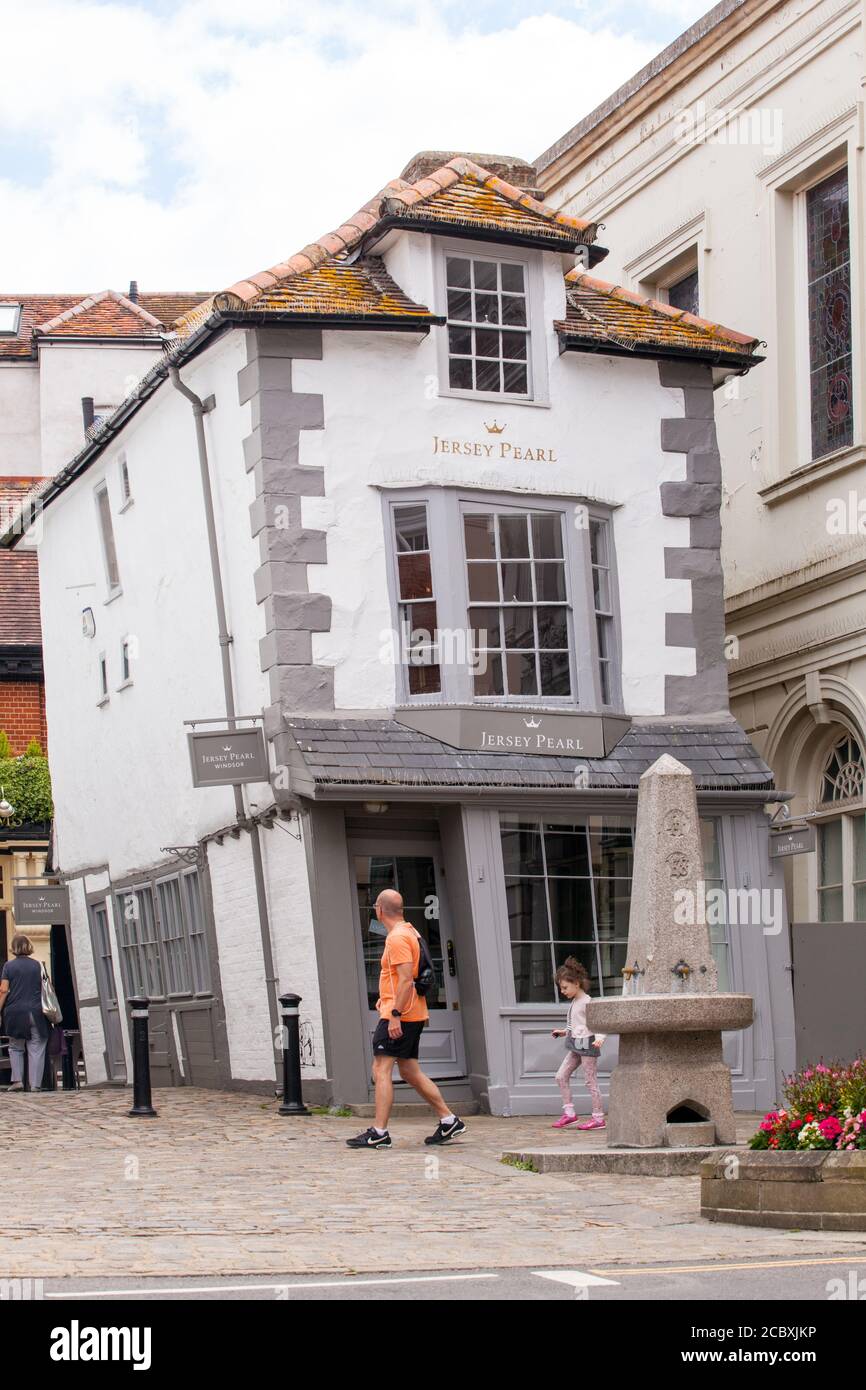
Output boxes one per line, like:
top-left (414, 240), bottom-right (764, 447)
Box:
top-left (238, 258), bottom-right (435, 319)
top-left (558, 268), bottom-right (761, 360)
top-left (214, 157), bottom-right (598, 318)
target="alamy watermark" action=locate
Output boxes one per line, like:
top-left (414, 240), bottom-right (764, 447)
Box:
top-left (674, 881), bottom-right (784, 936)
top-left (674, 100), bottom-right (783, 157)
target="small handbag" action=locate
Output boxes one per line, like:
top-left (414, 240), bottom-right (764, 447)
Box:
top-left (39, 964), bottom-right (62, 1026)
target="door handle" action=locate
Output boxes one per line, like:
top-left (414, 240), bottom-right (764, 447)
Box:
top-left (446, 939), bottom-right (457, 977)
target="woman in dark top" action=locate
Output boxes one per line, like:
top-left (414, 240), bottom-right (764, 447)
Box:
top-left (0, 934), bottom-right (49, 1092)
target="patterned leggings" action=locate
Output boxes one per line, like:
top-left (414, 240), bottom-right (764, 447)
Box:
top-left (555, 1051), bottom-right (604, 1116)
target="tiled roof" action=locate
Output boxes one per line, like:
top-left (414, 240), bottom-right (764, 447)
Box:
top-left (0, 478), bottom-right (46, 646)
top-left (285, 716), bottom-right (775, 795)
top-left (0, 290), bottom-right (211, 360)
top-left (220, 257), bottom-right (436, 322)
top-left (556, 270), bottom-right (762, 364)
top-left (200, 157), bottom-right (599, 324)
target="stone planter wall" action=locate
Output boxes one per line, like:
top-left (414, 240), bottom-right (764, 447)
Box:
top-left (701, 1150), bottom-right (866, 1230)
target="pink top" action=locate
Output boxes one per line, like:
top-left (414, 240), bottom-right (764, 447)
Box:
top-left (567, 991), bottom-right (606, 1043)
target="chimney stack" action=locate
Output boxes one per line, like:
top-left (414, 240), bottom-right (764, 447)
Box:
top-left (128, 280), bottom-right (138, 303)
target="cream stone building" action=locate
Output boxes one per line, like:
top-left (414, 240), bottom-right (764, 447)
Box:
top-left (537, 0), bottom-right (866, 1054)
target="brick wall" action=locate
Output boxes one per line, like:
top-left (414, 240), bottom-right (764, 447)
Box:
top-left (0, 680), bottom-right (47, 752)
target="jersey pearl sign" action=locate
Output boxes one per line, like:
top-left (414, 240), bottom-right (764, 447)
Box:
top-left (432, 423), bottom-right (558, 463)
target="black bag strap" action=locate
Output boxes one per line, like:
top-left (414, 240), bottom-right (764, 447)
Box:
top-left (415, 931), bottom-right (434, 978)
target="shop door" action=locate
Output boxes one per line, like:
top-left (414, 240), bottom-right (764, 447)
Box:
top-left (351, 844), bottom-right (466, 1080)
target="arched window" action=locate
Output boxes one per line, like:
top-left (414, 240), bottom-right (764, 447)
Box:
top-left (816, 733), bottom-right (866, 921)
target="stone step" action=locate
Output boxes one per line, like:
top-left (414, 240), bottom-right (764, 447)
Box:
top-left (350, 1100), bottom-right (481, 1119)
top-left (501, 1144), bottom-right (745, 1177)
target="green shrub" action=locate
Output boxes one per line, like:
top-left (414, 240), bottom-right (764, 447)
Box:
top-left (0, 752), bottom-right (53, 825)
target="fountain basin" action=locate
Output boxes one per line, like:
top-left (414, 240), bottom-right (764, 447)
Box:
top-left (587, 993), bottom-right (754, 1035)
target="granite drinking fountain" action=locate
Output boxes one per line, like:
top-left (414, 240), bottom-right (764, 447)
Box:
top-left (587, 754), bottom-right (754, 1148)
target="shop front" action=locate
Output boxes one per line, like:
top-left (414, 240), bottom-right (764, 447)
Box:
top-left (290, 713), bottom-right (795, 1116)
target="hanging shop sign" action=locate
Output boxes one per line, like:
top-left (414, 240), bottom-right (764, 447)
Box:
top-left (769, 824), bottom-right (816, 859)
top-left (13, 884), bottom-right (70, 926)
top-left (188, 726), bottom-right (270, 787)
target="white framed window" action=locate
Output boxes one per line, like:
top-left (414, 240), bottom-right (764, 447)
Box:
top-left (0, 303), bottom-right (22, 335)
top-left (435, 238), bottom-right (548, 404)
top-left (118, 452), bottom-right (132, 506)
top-left (624, 212), bottom-right (705, 314)
top-left (94, 482), bottom-right (121, 595)
top-left (98, 651), bottom-right (109, 703)
top-left (383, 489), bottom-right (620, 710)
top-left (119, 637), bottom-right (133, 687)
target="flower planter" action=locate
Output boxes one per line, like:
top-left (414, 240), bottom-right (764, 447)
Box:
top-left (701, 1149), bottom-right (866, 1230)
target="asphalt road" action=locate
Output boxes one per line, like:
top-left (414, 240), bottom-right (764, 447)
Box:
top-left (39, 1255), bottom-right (866, 1301)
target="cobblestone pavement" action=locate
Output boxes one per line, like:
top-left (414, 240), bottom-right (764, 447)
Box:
top-left (2, 1088), bottom-right (865, 1278)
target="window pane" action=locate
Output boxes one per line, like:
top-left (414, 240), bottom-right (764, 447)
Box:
top-left (512, 942), bottom-right (555, 1003)
top-left (854, 815), bottom-right (866, 881)
top-left (464, 513), bottom-right (496, 560)
top-left (500, 562), bottom-right (532, 601)
top-left (536, 606), bottom-right (568, 649)
top-left (854, 882), bottom-right (866, 923)
top-left (449, 357), bottom-right (472, 390)
top-left (397, 551), bottom-right (432, 600)
top-left (668, 269), bottom-right (699, 315)
top-left (475, 327), bottom-right (500, 359)
top-left (819, 886), bottom-right (844, 922)
top-left (501, 331), bottom-right (527, 360)
top-left (499, 515), bottom-right (530, 558)
top-left (505, 650), bottom-right (538, 695)
top-left (531, 514), bottom-right (563, 559)
top-left (474, 260), bottom-right (498, 291)
top-left (539, 651), bottom-right (571, 697)
top-left (393, 506), bottom-right (428, 551)
top-left (97, 487), bottom-right (120, 588)
top-left (543, 825), bottom-right (590, 876)
top-left (502, 607), bottom-right (534, 648)
top-left (505, 878), bottom-right (549, 940)
top-left (503, 363), bottom-right (528, 394)
top-left (500, 263), bottom-right (525, 293)
top-left (446, 256), bottom-right (470, 288)
top-left (501, 822), bottom-right (544, 875)
top-left (548, 878), bottom-right (594, 936)
top-left (448, 326), bottom-right (471, 355)
top-left (447, 288), bottom-right (471, 320)
top-left (182, 871), bottom-right (212, 994)
top-left (534, 563), bottom-right (566, 601)
top-left (474, 358), bottom-right (501, 392)
top-left (467, 562), bottom-right (499, 602)
top-left (474, 652), bottom-right (503, 695)
top-left (470, 607), bottom-right (501, 649)
top-left (500, 296), bottom-right (527, 326)
top-left (408, 664), bottom-right (441, 695)
top-left (818, 820), bottom-right (843, 886)
top-left (474, 293), bottom-right (499, 325)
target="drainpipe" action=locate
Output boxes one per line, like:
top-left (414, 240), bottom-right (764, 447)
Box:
top-left (169, 366), bottom-right (280, 1047)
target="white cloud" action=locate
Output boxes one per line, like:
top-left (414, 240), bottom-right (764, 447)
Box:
top-left (0, 0), bottom-right (670, 289)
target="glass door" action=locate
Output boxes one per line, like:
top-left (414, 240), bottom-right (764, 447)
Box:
top-left (351, 845), bottom-right (466, 1080)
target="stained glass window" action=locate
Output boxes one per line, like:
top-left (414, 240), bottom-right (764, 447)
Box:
top-left (668, 269), bottom-right (699, 317)
top-left (820, 733), bottom-right (864, 804)
top-left (807, 167), bottom-right (853, 460)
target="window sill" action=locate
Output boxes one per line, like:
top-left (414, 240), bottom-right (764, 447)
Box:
top-left (103, 587), bottom-right (123, 606)
top-left (438, 387), bottom-right (551, 409)
top-left (116, 679), bottom-right (134, 692)
top-left (96, 696), bottom-right (110, 709)
top-left (758, 443), bottom-right (866, 506)
top-left (118, 497), bottom-right (135, 514)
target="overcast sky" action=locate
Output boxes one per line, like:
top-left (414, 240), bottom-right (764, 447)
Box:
top-left (0, 0), bottom-right (712, 292)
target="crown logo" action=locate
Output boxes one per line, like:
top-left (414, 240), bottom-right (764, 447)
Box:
top-left (222, 745), bottom-right (233, 752)
top-left (484, 421), bottom-right (506, 435)
top-left (523, 717), bottom-right (542, 729)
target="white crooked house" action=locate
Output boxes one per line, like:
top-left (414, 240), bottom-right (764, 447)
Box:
top-left (3, 152), bottom-right (795, 1114)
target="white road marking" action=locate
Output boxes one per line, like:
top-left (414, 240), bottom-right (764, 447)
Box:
top-left (533, 1269), bottom-right (620, 1288)
top-left (45, 1273), bottom-right (500, 1298)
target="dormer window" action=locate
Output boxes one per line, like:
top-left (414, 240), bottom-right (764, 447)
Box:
top-left (0, 303), bottom-right (21, 335)
top-left (436, 240), bottom-right (547, 403)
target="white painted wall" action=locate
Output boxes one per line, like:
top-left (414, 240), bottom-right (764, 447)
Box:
top-left (37, 342), bottom-right (164, 476)
top-left (297, 232), bottom-right (691, 716)
top-left (0, 365), bottom-right (41, 476)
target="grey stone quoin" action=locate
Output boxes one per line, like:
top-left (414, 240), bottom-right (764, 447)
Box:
top-left (658, 359), bottom-right (727, 716)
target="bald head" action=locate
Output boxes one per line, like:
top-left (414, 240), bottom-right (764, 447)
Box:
top-left (375, 889), bottom-right (404, 924)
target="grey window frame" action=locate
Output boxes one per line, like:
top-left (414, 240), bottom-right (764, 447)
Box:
top-left (382, 488), bottom-right (622, 711)
top-left (113, 868), bottom-right (213, 1002)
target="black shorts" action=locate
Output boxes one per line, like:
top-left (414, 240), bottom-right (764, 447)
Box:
top-left (372, 1018), bottom-right (426, 1060)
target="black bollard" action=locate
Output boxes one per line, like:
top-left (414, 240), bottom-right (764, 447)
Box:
top-left (127, 996), bottom-right (157, 1117)
top-left (278, 993), bottom-right (309, 1116)
top-left (62, 1032), bottom-right (78, 1091)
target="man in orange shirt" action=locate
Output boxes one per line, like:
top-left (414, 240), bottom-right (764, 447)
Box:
top-left (346, 888), bottom-right (466, 1150)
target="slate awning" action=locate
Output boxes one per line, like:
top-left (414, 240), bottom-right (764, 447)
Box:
top-left (284, 716), bottom-right (775, 798)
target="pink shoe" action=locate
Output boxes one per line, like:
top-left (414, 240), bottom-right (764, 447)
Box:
top-left (577, 1117), bottom-right (606, 1130)
top-left (551, 1112), bottom-right (580, 1129)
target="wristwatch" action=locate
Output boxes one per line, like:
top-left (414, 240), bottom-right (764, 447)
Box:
top-left (390, 1009), bottom-right (402, 1019)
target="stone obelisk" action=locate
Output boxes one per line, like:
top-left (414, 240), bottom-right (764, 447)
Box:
top-left (587, 754), bottom-right (753, 1148)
